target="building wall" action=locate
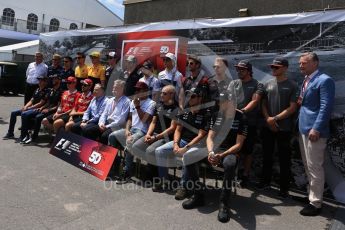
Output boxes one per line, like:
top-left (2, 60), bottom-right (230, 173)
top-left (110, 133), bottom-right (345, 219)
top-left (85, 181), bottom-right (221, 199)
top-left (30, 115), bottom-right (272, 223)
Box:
top-left (124, 0), bottom-right (345, 24)
top-left (0, 0), bottom-right (123, 30)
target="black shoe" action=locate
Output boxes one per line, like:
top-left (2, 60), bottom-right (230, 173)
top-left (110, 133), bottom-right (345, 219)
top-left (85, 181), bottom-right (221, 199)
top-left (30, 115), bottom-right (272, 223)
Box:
top-left (3, 133), bottom-right (14, 140)
top-left (115, 171), bottom-right (131, 184)
top-left (175, 187), bottom-right (189, 200)
top-left (23, 137), bottom-right (34, 145)
top-left (255, 182), bottom-right (270, 190)
top-left (277, 190), bottom-right (289, 199)
top-left (218, 202), bottom-right (231, 223)
top-left (19, 135), bottom-right (30, 144)
top-left (300, 204), bottom-right (321, 216)
top-left (182, 193), bottom-right (204, 209)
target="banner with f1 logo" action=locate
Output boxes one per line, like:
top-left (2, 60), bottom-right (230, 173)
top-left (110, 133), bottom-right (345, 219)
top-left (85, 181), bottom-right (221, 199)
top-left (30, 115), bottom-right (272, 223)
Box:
top-left (50, 130), bottom-right (118, 181)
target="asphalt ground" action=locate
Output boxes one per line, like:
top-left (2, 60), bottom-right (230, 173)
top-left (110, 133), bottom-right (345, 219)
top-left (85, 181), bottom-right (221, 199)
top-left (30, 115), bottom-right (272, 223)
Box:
top-left (0, 95), bottom-right (344, 230)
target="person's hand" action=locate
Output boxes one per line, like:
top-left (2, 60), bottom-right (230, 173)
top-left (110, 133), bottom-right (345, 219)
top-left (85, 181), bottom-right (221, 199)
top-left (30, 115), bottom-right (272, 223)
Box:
top-left (266, 117), bottom-right (279, 132)
top-left (41, 109), bottom-right (49, 114)
top-left (133, 97), bottom-right (140, 108)
top-left (126, 133), bottom-right (133, 144)
top-left (173, 143), bottom-right (179, 153)
top-left (99, 124), bottom-right (107, 132)
top-left (174, 146), bottom-right (188, 157)
top-left (308, 129), bottom-right (320, 142)
top-left (144, 134), bottom-right (152, 143)
top-left (53, 113), bottom-right (61, 120)
top-left (80, 122), bottom-right (87, 128)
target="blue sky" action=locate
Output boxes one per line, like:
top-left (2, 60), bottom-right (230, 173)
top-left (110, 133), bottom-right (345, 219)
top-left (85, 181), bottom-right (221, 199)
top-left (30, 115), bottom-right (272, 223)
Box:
top-left (98, 0), bottom-right (124, 20)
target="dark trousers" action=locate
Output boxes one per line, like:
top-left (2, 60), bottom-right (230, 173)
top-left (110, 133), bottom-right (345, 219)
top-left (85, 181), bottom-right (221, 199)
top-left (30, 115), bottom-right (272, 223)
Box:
top-left (21, 109), bottom-right (40, 138)
top-left (184, 154), bottom-right (237, 197)
top-left (261, 127), bottom-right (292, 192)
top-left (82, 123), bottom-right (112, 144)
top-left (8, 109), bottom-right (22, 135)
top-left (31, 111), bottom-right (54, 139)
top-left (24, 83), bottom-right (38, 105)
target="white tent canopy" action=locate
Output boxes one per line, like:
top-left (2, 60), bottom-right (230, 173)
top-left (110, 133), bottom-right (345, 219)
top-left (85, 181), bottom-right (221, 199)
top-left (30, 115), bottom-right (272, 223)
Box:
top-left (0, 40), bottom-right (39, 61)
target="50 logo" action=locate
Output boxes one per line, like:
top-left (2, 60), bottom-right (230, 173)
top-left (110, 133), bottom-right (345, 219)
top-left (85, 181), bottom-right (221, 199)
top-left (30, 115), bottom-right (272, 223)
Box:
top-left (88, 151), bottom-right (102, 165)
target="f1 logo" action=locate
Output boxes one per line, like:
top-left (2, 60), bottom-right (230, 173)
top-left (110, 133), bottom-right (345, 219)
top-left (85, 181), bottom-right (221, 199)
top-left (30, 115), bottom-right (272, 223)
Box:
top-left (55, 138), bottom-right (71, 150)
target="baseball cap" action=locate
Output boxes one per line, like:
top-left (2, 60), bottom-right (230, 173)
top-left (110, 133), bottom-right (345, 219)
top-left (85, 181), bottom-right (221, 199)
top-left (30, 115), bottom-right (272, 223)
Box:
top-left (66, 76), bottom-right (77, 83)
top-left (89, 51), bottom-right (100, 58)
top-left (134, 81), bottom-right (149, 90)
top-left (81, 78), bottom-right (93, 86)
top-left (125, 55), bottom-right (137, 63)
top-left (163, 53), bottom-right (176, 62)
top-left (107, 51), bottom-right (116, 58)
top-left (234, 60), bottom-right (252, 72)
top-left (142, 60), bottom-right (153, 70)
top-left (268, 57), bottom-right (289, 67)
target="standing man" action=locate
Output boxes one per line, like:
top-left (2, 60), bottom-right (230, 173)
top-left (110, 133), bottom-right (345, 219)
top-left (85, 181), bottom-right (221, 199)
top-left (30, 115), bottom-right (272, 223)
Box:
top-left (158, 53), bottom-right (183, 98)
top-left (88, 51), bottom-right (106, 87)
top-left (230, 60), bottom-right (264, 186)
top-left (47, 54), bottom-right (62, 87)
top-left (25, 52), bottom-right (48, 104)
top-left (258, 57), bottom-right (298, 198)
top-left (138, 60), bottom-right (161, 101)
top-left (179, 54), bottom-right (208, 110)
top-left (105, 52), bottom-right (125, 96)
top-left (60, 56), bottom-right (75, 90)
top-left (298, 52), bottom-right (335, 216)
top-left (122, 55), bottom-right (142, 97)
top-left (75, 52), bottom-right (89, 91)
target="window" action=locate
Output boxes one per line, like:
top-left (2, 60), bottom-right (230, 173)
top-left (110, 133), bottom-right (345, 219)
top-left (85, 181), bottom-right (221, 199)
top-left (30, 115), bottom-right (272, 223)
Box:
top-left (27, 13), bottom-right (38, 30)
top-left (49, 18), bottom-right (59, 32)
top-left (2, 8), bottom-right (15, 26)
top-left (69, 23), bottom-right (77, 30)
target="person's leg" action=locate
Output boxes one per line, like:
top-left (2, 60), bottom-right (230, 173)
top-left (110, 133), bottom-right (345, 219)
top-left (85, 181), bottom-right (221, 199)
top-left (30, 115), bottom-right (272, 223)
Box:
top-left (99, 128), bottom-right (112, 145)
top-left (154, 141), bottom-right (175, 180)
top-left (277, 131), bottom-right (292, 195)
top-left (242, 126), bottom-right (256, 183)
top-left (81, 123), bottom-right (101, 141)
top-left (31, 112), bottom-right (48, 140)
top-left (132, 136), bottom-right (149, 161)
top-left (145, 139), bottom-right (165, 165)
top-left (124, 129), bottom-right (145, 175)
top-left (70, 121), bottom-right (83, 135)
top-left (217, 154), bottom-right (238, 223)
top-left (20, 109), bottom-right (40, 143)
top-left (260, 127), bottom-right (275, 187)
top-left (6, 109), bottom-right (22, 137)
top-left (108, 129), bottom-right (126, 150)
top-left (53, 119), bottom-right (65, 133)
top-left (65, 121), bottom-right (75, 132)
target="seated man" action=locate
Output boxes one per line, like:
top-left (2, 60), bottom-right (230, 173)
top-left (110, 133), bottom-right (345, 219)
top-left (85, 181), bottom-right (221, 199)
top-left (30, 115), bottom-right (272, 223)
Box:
top-left (182, 92), bottom-right (248, 223)
top-left (42, 76), bottom-right (80, 133)
top-left (22, 74), bottom-right (63, 144)
top-left (154, 87), bottom-right (210, 198)
top-left (70, 83), bottom-right (108, 136)
top-left (65, 79), bottom-right (94, 131)
top-left (3, 75), bottom-right (49, 141)
top-left (132, 85), bottom-right (178, 183)
top-left (108, 82), bottom-right (156, 183)
top-left (83, 80), bottom-right (130, 144)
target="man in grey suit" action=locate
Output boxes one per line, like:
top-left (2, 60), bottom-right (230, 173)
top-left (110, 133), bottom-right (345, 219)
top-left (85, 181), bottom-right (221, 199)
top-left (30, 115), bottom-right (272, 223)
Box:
top-left (298, 52), bottom-right (335, 216)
